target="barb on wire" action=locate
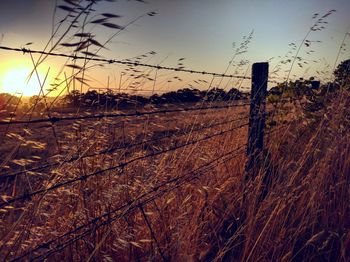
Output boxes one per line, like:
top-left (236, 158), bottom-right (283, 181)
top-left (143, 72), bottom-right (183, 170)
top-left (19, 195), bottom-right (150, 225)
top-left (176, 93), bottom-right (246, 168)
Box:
top-left (0, 45), bottom-right (251, 79)
top-left (0, 102), bottom-right (250, 126)
top-left (0, 122), bottom-right (248, 209)
top-left (11, 143), bottom-right (247, 261)
top-left (2, 115), bottom-right (249, 179)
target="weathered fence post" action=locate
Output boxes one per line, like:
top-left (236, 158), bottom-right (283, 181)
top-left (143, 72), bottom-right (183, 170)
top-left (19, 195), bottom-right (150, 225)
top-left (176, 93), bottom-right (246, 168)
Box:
top-left (245, 62), bottom-right (269, 179)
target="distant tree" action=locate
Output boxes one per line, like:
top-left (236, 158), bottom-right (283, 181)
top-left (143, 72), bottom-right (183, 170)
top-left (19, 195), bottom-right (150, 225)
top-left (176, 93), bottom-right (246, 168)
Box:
top-left (161, 91), bottom-right (179, 104)
top-left (64, 90), bottom-right (81, 106)
top-left (226, 88), bottom-right (243, 100)
top-left (176, 88), bottom-right (202, 103)
top-left (83, 90), bottom-right (99, 106)
top-left (334, 59), bottom-right (350, 87)
top-left (102, 89), bottom-right (116, 109)
top-left (129, 95), bottom-right (149, 106)
top-left (206, 88), bottom-right (226, 101)
top-left (149, 94), bottom-right (162, 104)
top-left (115, 93), bottom-right (131, 108)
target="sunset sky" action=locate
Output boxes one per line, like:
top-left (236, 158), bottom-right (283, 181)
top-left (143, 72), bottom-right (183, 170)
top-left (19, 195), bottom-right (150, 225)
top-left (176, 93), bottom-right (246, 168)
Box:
top-left (0, 0), bottom-right (349, 96)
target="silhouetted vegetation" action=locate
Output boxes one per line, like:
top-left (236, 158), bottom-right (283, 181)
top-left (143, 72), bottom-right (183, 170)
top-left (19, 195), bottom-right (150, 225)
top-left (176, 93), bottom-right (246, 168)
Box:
top-left (334, 59), bottom-right (350, 87)
top-left (1, 0), bottom-right (349, 260)
top-left (267, 59), bottom-right (350, 114)
top-left (61, 87), bottom-right (247, 109)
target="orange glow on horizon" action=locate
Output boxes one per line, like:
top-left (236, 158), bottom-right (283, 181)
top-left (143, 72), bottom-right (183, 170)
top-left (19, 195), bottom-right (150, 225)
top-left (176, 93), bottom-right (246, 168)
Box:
top-left (0, 58), bottom-right (60, 97)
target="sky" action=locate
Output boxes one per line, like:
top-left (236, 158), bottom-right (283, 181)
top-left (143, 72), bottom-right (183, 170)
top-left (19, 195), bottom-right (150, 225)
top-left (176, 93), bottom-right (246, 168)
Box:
top-left (0, 0), bottom-right (349, 96)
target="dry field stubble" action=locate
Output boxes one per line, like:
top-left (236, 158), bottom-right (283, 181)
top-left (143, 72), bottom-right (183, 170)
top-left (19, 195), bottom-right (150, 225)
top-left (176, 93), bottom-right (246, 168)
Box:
top-left (0, 103), bottom-right (249, 260)
top-left (0, 93), bottom-right (349, 261)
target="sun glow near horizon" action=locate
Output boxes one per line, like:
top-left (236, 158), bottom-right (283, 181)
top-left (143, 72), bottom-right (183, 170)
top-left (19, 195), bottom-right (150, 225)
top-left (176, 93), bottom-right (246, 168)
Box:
top-left (0, 58), bottom-right (60, 97)
top-left (0, 65), bottom-right (48, 97)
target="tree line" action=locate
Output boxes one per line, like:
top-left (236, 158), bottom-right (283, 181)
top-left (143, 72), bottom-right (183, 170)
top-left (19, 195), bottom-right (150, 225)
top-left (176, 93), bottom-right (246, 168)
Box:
top-left (1, 59), bottom-right (349, 113)
top-left (62, 87), bottom-right (247, 109)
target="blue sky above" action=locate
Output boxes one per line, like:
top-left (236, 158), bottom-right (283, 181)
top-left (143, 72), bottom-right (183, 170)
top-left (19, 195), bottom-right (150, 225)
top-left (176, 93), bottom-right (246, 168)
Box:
top-left (0, 0), bottom-right (349, 93)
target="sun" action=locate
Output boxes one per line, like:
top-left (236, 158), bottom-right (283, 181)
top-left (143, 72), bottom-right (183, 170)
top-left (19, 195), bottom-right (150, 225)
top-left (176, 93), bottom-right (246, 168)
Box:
top-left (0, 67), bottom-right (45, 97)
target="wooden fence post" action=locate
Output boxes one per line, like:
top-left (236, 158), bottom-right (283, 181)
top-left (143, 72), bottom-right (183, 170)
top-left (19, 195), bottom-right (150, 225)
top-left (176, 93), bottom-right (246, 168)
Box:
top-left (246, 62), bottom-right (269, 178)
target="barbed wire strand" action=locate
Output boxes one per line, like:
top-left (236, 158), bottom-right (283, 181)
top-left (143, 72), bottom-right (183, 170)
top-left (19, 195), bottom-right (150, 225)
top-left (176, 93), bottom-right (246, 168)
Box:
top-left (2, 115), bottom-right (250, 179)
top-left (0, 122), bottom-right (248, 209)
top-left (0, 46), bottom-right (251, 79)
top-left (11, 143), bottom-right (247, 261)
top-left (0, 46), bottom-right (283, 85)
top-left (0, 102), bottom-right (250, 126)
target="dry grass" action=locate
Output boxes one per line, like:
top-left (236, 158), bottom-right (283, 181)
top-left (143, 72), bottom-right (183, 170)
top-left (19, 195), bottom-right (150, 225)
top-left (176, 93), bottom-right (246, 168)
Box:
top-left (0, 2), bottom-right (349, 261)
top-left (0, 104), bottom-right (248, 260)
top-left (0, 90), bottom-right (349, 261)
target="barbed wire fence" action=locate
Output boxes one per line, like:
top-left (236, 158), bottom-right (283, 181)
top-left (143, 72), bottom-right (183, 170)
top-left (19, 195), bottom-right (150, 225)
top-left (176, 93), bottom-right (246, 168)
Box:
top-left (0, 45), bottom-right (301, 260)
